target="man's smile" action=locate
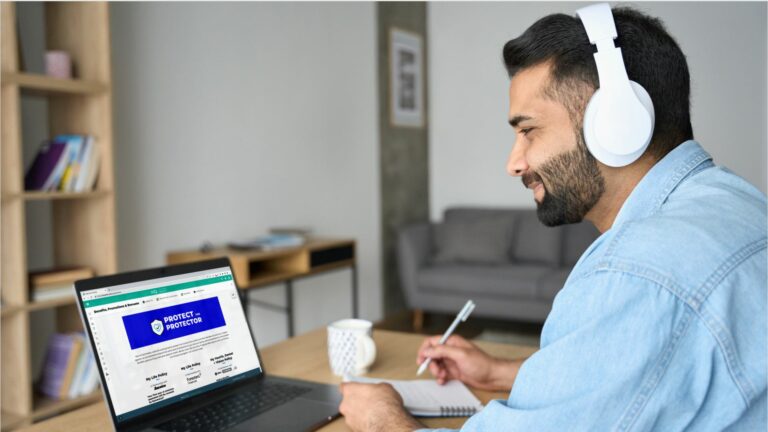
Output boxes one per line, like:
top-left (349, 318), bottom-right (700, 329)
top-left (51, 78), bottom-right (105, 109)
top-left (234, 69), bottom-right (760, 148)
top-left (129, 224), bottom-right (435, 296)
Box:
top-left (531, 182), bottom-right (545, 202)
top-left (522, 173), bottom-right (546, 202)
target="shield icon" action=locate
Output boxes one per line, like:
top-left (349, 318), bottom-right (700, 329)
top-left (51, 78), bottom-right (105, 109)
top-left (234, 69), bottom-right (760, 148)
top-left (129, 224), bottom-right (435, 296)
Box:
top-left (151, 319), bottom-right (164, 336)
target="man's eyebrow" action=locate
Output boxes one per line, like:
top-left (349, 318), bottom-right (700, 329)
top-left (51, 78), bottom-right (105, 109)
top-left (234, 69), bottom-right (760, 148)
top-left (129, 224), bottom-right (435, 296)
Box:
top-left (508, 115), bottom-right (533, 128)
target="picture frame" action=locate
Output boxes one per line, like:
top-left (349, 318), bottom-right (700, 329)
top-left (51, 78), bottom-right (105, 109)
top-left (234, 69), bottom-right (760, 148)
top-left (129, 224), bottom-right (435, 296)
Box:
top-left (389, 28), bottom-right (424, 128)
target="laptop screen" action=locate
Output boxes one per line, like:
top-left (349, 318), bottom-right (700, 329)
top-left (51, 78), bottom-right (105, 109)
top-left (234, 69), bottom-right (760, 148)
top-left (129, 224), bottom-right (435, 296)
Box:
top-left (79, 266), bottom-right (262, 422)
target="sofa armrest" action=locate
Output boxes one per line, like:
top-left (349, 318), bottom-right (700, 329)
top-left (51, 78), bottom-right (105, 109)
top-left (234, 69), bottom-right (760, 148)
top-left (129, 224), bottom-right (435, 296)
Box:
top-left (397, 222), bottom-right (433, 307)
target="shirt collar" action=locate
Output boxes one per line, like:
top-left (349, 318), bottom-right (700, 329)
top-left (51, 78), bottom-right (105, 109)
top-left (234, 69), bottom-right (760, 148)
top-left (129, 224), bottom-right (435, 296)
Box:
top-left (612, 140), bottom-right (714, 228)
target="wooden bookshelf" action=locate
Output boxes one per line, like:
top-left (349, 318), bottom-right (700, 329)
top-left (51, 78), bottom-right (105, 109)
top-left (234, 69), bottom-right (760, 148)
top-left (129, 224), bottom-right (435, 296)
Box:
top-left (0, 3), bottom-right (116, 430)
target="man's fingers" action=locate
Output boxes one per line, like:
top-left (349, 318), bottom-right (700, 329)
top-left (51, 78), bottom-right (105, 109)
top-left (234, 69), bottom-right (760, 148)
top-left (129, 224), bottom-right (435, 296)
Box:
top-left (422, 344), bottom-right (466, 362)
top-left (417, 335), bottom-right (448, 364)
top-left (428, 359), bottom-right (443, 377)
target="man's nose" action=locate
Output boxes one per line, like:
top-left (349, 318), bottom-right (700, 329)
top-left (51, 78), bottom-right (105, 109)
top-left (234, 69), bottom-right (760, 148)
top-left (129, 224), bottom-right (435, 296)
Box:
top-left (506, 142), bottom-right (528, 176)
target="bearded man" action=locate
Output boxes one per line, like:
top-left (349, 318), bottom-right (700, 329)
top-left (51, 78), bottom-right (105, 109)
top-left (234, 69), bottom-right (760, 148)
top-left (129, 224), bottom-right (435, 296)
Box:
top-left (339, 5), bottom-right (766, 431)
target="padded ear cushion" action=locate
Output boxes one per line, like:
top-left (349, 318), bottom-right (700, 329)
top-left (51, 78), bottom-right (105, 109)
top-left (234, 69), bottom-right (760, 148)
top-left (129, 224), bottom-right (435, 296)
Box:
top-left (583, 81), bottom-right (655, 167)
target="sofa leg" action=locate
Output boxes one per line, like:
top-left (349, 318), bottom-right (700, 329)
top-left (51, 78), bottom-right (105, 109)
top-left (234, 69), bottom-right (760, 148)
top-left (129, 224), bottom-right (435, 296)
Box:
top-left (412, 309), bottom-right (424, 333)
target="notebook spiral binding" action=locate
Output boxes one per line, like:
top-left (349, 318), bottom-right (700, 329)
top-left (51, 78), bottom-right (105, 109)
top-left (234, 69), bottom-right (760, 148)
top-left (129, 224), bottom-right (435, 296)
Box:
top-left (439, 406), bottom-right (478, 417)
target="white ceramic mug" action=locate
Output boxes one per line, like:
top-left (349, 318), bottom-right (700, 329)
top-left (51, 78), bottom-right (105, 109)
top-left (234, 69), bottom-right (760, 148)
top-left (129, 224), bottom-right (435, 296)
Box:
top-left (327, 319), bottom-right (376, 376)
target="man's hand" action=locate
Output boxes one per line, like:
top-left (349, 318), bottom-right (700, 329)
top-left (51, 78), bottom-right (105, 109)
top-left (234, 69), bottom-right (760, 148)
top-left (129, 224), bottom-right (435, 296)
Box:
top-left (417, 334), bottom-right (525, 392)
top-left (339, 382), bottom-right (424, 432)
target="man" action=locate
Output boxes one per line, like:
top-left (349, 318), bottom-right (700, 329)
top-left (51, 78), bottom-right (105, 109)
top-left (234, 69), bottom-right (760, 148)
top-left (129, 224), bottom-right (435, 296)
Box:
top-left (340, 5), bottom-right (766, 431)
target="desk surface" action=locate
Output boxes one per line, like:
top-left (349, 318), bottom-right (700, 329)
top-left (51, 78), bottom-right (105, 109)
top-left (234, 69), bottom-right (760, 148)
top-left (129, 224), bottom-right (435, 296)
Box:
top-left (19, 329), bottom-right (537, 431)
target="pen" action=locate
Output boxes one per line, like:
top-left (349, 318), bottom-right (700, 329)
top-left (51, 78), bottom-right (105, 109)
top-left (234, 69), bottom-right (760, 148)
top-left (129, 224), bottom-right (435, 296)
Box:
top-left (417, 300), bottom-right (476, 376)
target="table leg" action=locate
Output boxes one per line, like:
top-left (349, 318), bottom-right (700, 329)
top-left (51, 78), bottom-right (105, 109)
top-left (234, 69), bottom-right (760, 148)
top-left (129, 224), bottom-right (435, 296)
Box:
top-left (286, 280), bottom-right (294, 337)
top-left (351, 264), bottom-right (358, 318)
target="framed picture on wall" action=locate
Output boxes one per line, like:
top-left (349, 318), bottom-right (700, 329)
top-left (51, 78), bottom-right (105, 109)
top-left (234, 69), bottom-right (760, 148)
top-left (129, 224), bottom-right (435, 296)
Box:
top-left (389, 28), bottom-right (424, 128)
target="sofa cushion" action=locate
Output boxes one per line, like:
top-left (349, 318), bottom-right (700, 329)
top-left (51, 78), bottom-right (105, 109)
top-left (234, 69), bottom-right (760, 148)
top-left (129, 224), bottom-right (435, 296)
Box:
top-left (536, 268), bottom-right (571, 301)
top-left (562, 223), bottom-right (600, 266)
top-left (433, 216), bottom-right (515, 265)
top-left (510, 211), bottom-right (561, 266)
top-left (418, 264), bottom-right (551, 300)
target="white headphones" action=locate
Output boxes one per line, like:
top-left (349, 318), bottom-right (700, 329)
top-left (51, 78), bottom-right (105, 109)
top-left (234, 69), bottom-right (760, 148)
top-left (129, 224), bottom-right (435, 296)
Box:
top-left (576, 3), bottom-right (655, 167)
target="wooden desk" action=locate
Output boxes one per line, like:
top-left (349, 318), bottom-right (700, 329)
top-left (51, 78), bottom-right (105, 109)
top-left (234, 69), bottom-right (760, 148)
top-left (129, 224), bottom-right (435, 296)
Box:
top-left (167, 238), bottom-right (357, 336)
top-left (18, 329), bottom-right (537, 431)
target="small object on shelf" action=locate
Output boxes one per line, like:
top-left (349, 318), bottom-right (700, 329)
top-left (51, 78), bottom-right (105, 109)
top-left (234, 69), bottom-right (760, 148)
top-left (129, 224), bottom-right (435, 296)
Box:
top-left (228, 234), bottom-right (305, 251)
top-left (44, 50), bottom-right (72, 79)
top-left (29, 267), bottom-right (94, 302)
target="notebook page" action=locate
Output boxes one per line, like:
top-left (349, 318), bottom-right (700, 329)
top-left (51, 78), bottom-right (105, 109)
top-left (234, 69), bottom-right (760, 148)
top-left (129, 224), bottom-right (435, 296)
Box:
top-left (344, 375), bottom-right (483, 416)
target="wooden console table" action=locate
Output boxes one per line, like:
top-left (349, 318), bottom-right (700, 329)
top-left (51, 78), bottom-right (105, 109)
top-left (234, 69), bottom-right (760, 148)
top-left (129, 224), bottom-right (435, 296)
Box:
top-left (167, 238), bottom-right (357, 336)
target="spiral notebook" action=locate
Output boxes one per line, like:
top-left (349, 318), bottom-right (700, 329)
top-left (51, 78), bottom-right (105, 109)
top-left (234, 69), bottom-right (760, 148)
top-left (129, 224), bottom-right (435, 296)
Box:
top-left (344, 375), bottom-right (484, 417)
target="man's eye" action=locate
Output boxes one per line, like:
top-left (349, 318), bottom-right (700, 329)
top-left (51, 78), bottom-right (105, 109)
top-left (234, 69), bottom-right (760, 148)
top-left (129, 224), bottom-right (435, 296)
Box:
top-left (520, 128), bottom-right (533, 136)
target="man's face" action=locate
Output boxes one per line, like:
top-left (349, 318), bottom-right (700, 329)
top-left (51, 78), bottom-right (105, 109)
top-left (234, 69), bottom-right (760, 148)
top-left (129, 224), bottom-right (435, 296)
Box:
top-left (506, 63), bottom-right (605, 226)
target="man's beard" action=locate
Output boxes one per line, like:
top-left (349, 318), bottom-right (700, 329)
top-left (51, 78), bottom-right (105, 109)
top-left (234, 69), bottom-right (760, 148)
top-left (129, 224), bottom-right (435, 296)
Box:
top-left (522, 132), bottom-right (605, 227)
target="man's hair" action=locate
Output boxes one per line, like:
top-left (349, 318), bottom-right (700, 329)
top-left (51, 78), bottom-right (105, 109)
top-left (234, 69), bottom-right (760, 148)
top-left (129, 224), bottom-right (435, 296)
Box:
top-left (503, 7), bottom-right (693, 160)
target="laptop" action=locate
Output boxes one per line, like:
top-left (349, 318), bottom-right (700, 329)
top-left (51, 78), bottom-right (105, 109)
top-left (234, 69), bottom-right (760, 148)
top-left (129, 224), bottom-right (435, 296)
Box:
top-left (74, 258), bottom-right (342, 432)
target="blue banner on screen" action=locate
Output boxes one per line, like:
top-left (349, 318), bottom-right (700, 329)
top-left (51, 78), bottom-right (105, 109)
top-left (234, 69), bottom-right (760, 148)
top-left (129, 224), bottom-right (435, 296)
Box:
top-left (122, 297), bottom-right (226, 350)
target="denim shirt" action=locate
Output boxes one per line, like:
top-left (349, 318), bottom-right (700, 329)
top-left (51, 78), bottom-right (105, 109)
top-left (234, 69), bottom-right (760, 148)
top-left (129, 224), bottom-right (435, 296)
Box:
top-left (422, 141), bottom-right (767, 431)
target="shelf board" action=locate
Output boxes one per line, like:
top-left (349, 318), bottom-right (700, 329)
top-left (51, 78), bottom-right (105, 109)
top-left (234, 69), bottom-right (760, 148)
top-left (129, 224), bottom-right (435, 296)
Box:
top-left (0, 410), bottom-right (26, 431)
top-left (1, 72), bottom-right (108, 95)
top-left (1, 297), bottom-right (77, 317)
top-left (32, 391), bottom-right (101, 421)
top-left (3, 190), bottom-right (111, 202)
top-left (306, 260), bottom-right (355, 277)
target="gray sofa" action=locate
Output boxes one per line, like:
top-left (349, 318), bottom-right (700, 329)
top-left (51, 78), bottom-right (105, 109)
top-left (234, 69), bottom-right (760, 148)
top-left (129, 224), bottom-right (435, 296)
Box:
top-left (398, 207), bottom-right (600, 323)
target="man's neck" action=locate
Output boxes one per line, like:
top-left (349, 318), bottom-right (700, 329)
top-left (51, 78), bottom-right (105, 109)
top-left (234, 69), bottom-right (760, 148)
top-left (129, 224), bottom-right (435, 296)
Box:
top-left (586, 156), bottom-right (657, 233)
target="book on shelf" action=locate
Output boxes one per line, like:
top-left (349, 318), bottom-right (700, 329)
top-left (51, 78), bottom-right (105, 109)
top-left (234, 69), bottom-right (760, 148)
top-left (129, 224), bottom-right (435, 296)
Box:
top-left (75, 136), bottom-right (100, 192)
top-left (29, 267), bottom-right (93, 303)
top-left (23, 140), bottom-right (68, 191)
top-left (38, 333), bottom-right (100, 400)
top-left (23, 134), bottom-right (101, 193)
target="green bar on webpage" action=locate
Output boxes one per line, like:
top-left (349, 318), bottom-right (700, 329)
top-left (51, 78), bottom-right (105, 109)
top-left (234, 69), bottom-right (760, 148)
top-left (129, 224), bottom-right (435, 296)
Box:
top-left (82, 275), bottom-right (233, 308)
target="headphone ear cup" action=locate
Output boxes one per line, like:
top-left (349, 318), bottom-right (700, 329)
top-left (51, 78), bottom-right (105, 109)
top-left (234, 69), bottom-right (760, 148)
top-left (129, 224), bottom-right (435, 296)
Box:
top-left (629, 80), bottom-right (654, 123)
top-left (582, 81), bottom-right (655, 167)
top-left (582, 89), bottom-right (605, 162)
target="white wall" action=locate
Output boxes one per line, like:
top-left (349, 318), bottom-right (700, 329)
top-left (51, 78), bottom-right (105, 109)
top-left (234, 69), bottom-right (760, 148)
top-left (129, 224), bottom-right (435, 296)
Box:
top-left (110, 3), bottom-right (380, 346)
top-left (428, 2), bottom-right (768, 220)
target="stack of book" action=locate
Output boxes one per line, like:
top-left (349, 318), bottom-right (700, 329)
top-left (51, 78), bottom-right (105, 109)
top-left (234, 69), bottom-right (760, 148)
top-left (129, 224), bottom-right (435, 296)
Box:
top-left (269, 227), bottom-right (313, 239)
top-left (228, 233), bottom-right (306, 251)
top-left (24, 134), bottom-right (101, 193)
top-left (29, 267), bottom-right (93, 303)
top-left (38, 333), bottom-right (100, 400)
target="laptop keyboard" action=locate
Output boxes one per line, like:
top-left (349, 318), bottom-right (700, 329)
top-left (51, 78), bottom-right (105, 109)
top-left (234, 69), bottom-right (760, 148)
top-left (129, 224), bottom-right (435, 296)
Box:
top-left (156, 381), bottom-right (312, 432)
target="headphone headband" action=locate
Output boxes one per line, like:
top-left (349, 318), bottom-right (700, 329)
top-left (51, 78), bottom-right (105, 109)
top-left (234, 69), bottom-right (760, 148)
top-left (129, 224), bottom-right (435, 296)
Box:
top-left (577, 3), bottom-right (617, 50)
top-left (575, 3), bottom-right (655, 167)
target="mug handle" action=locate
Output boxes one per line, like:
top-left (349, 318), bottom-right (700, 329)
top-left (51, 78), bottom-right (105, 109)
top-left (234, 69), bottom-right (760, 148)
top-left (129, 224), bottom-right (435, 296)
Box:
top-left (356, 335), bottom-right (377, 371)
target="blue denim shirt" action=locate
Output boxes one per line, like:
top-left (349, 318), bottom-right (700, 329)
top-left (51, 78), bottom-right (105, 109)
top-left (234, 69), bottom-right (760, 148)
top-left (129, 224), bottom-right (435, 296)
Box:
top-left (423, 141), bottom-right (767, 431)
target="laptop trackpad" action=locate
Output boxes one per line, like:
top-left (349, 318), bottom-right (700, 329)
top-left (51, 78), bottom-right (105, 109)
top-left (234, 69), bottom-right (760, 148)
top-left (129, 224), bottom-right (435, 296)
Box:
top-left (230, 398), bottom-right (339, 431)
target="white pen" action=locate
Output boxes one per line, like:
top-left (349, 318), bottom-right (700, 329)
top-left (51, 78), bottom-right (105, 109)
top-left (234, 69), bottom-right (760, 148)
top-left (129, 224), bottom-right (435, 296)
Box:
top-left (417, 300), bottom-right (476, 376)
